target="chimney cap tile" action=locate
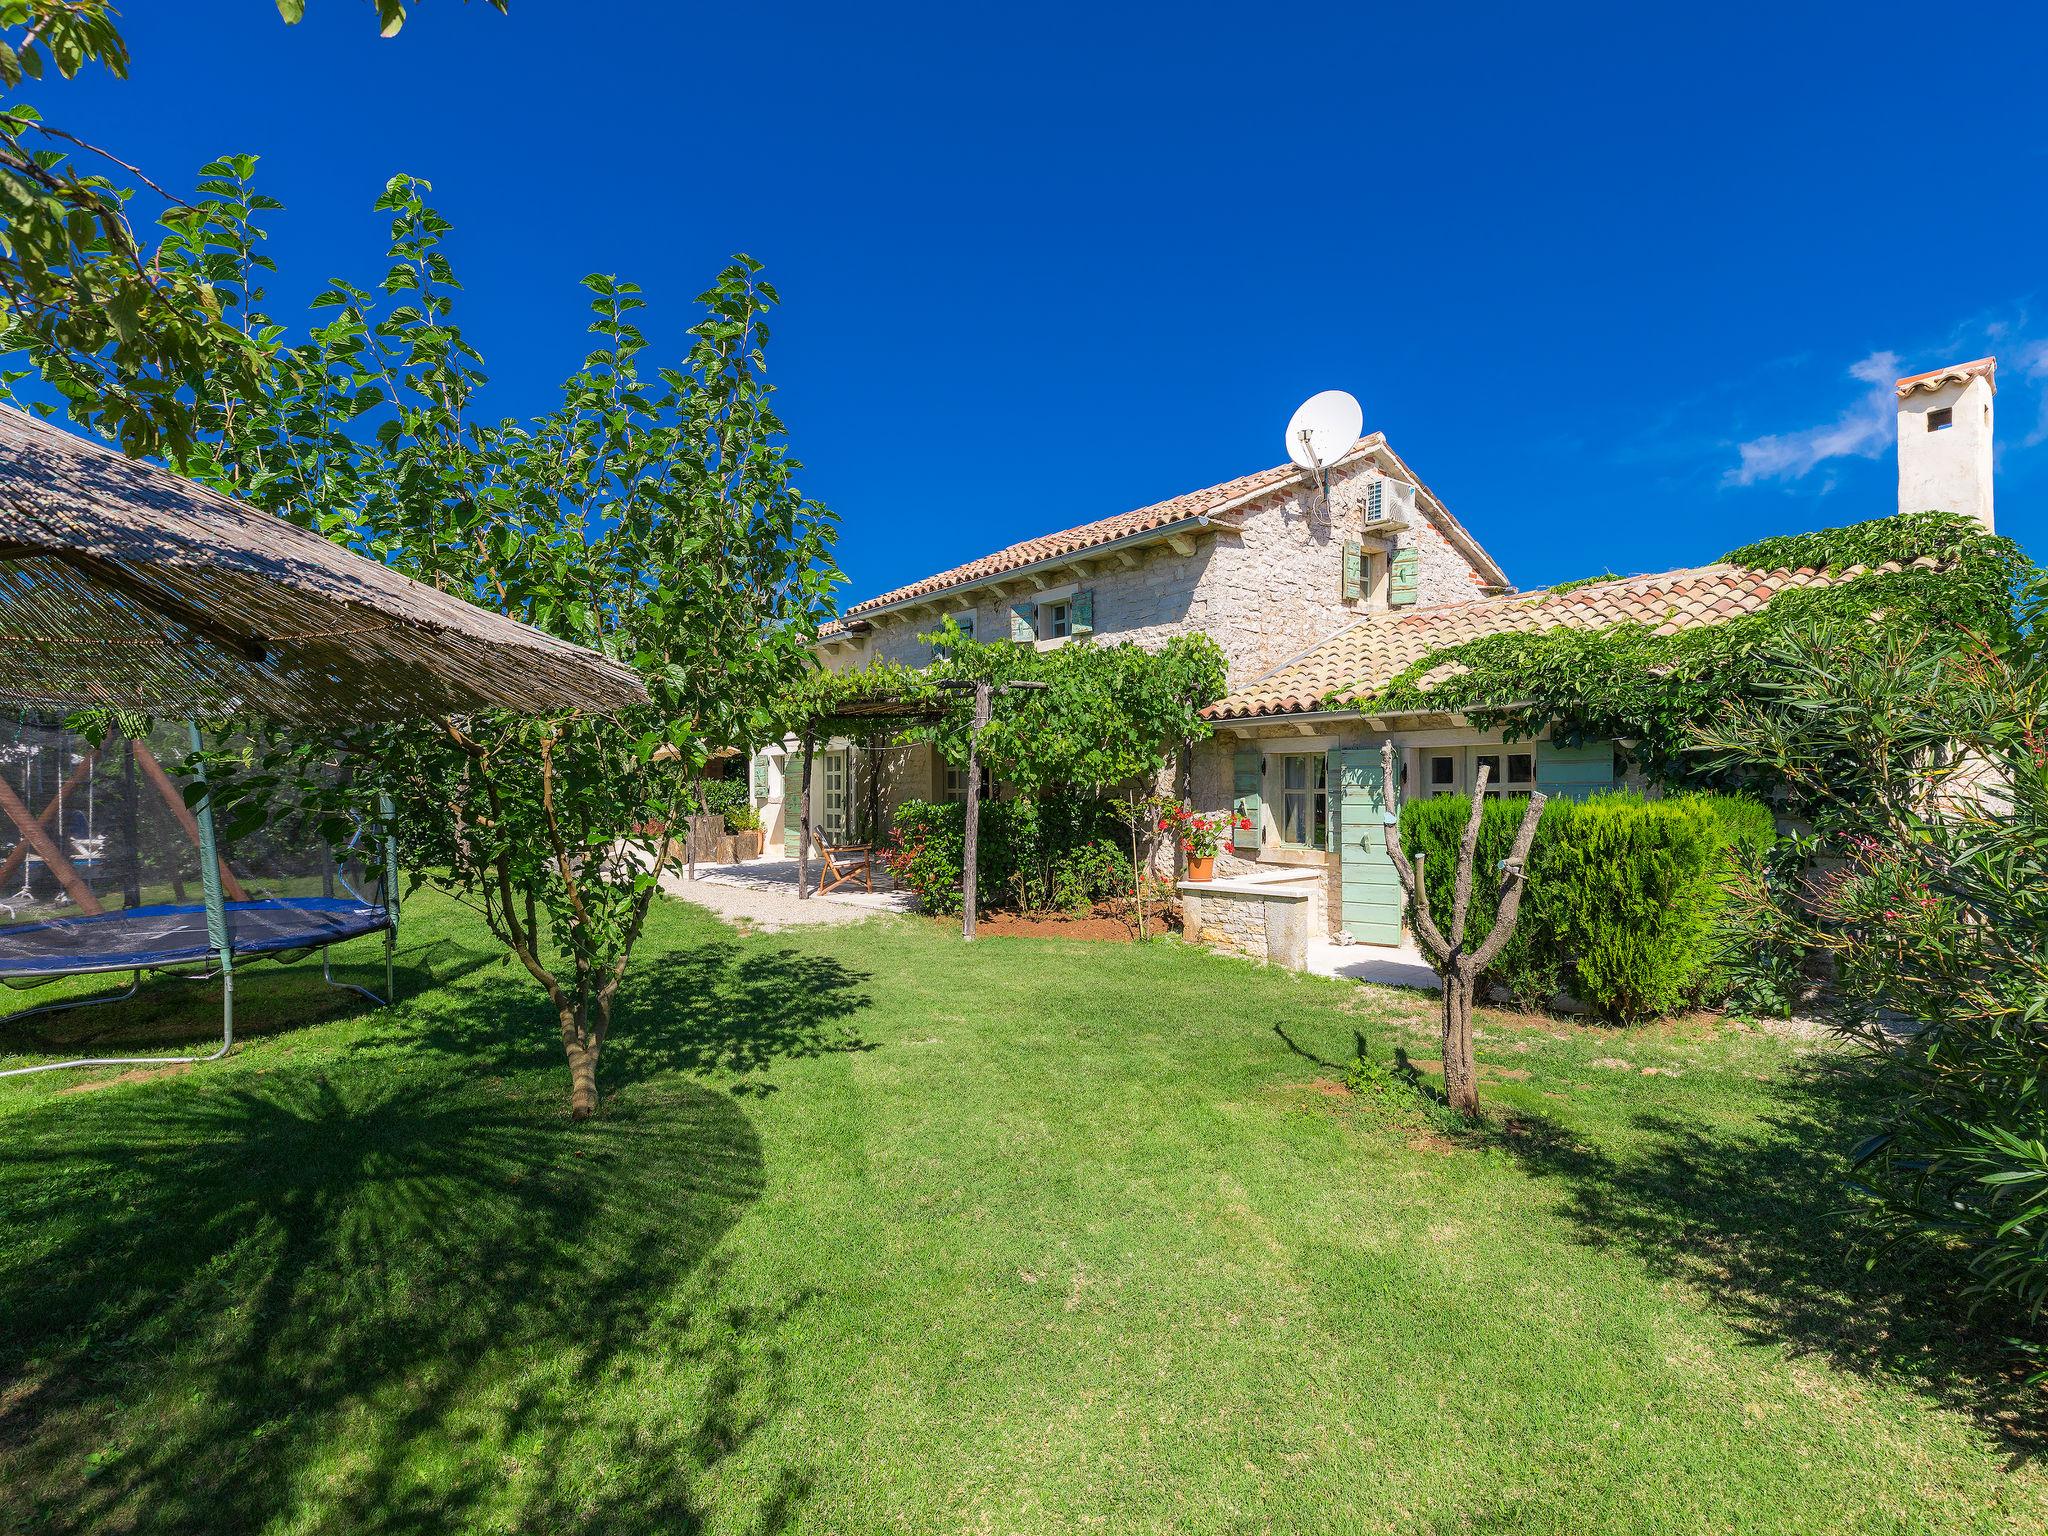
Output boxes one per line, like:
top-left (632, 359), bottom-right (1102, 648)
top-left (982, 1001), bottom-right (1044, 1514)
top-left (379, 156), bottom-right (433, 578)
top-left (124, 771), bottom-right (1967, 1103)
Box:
top-left (1895, 356), bottom-right (1997, 398)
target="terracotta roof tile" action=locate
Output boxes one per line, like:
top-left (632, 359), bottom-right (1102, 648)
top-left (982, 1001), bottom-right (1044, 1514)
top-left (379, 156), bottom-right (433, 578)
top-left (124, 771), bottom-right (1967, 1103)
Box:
top-left (1895, 356), bottom-right (1996, 397)
top-left (1203, 559), bottom-right (1928, 721)
top-left (838, 459), bottom-right (1314, 618)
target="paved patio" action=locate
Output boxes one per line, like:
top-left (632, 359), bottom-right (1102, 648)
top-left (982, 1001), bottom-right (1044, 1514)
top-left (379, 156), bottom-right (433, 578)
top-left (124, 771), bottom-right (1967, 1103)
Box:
top-left (660, 853), bottom-right (917, 931)
top-left (1305, 935), bottom-right (1442, 992)
top-left (664, 852), bottom-right (1440, 991)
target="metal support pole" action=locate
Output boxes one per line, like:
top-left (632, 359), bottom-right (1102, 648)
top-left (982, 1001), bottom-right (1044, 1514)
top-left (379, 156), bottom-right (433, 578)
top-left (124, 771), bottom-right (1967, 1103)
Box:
top-left (187, 720), bottom-right (234, 1058)
top-left (380, 792), bottom-right (399, 1006)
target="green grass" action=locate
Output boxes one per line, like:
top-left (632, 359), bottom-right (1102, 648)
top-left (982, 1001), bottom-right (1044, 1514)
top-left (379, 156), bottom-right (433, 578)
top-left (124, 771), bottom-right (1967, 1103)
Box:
top-left (1, 895), bottom-right (2042, 1534)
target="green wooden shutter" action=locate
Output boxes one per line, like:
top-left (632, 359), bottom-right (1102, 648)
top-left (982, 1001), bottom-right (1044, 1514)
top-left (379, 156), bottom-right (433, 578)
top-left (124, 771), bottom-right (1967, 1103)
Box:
top-left (1010, 602), bottom-right (1036, 643)
top-left (1232, 749), bottom-right (1262, 853)
top-left (1337, 747), bottom-right (1403, 944)
top-left (1070, 588), bottom-right (1093, 637)
top-left (1535, 738), bottom-right (1615, 802)
top-left (781, 756), bottom-right (803, 854)
top-left (1342, 540), bottom-right (1364, 601)
top-left (1389, 547), bottom-right (1419, 606)
top-left (751, 754), bottom-right (768, 798)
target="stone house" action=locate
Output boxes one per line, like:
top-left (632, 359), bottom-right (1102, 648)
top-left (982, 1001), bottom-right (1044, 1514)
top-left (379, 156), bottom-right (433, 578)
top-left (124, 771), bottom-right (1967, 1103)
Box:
top-left (757, 356), bottom-right (1998, 959)
top-left (753, 433), bottom-right (1509, 855)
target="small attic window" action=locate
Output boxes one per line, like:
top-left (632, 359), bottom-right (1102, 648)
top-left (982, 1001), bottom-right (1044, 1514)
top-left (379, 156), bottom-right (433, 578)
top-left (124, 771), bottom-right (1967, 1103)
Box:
top-left (1927, 407), bottom-right (1954, 431)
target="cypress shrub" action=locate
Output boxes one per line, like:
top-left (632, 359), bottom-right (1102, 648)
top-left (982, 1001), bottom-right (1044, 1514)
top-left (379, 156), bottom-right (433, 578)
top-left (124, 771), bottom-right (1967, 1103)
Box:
top-left (1398, 788), bottom-right (1779, 1022)
top-left (1536, 794), bottom-right (1722, 1021)
top-left (1398, 795), bottom-right (1566, 1008)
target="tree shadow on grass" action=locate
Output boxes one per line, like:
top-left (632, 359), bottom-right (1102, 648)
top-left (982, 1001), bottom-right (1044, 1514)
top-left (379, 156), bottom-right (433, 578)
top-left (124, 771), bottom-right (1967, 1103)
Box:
top-left (382, 938), bottom-right (876, 1096)
top-left (0, 1058), bottom-right (812, 1533)
top-left (1492, 1052), bottom-right (2048, 1458)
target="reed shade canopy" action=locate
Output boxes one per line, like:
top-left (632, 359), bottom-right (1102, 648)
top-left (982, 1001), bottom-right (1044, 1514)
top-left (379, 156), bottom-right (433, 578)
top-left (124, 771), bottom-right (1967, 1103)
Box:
top-left (0, 406), bottom-right (647, 722)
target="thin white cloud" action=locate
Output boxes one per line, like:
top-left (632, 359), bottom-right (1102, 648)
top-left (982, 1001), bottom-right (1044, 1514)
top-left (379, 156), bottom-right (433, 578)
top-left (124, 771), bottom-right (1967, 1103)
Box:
top-left (1723, 350), bottom-right (1900, 487)
top-left (2016, 338), bottom-right (2048, 447)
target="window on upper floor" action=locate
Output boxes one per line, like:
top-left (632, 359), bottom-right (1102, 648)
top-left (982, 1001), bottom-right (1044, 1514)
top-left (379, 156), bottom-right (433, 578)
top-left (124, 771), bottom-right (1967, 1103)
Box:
top-left (930, 612), bottom-right (974, 660)
top-left (1041, 600), bottom-right (1071, 640)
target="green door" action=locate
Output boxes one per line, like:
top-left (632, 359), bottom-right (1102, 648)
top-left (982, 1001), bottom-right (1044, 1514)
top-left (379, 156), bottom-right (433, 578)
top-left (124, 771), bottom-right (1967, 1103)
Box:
top-left (1335, 746), bottom-right (1403, 945)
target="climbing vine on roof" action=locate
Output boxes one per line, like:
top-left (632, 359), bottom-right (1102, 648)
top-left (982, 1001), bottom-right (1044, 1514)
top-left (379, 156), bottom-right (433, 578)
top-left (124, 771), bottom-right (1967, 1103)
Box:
top-left (1330, 511), bottom-right (2034, 787)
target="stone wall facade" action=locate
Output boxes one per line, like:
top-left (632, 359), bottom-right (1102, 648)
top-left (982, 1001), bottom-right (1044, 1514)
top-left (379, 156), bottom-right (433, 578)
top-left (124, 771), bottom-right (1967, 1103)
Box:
top-left (824, 452), bottom-right (1499, 691)
top-left (774, 446), bottom-right (1507, 867)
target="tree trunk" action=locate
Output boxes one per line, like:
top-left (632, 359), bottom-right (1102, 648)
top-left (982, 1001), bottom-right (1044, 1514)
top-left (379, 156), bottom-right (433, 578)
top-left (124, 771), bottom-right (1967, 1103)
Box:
top-left (561, 1005), bottom-right (602, 1120)
top-left (1441, 965), bottom-right (1479, 1118)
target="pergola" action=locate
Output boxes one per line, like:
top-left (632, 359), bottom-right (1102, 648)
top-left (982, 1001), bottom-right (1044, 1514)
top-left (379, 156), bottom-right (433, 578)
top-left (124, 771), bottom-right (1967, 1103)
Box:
top-left (779, 674), bottom-right (1042, 938)
top-left (781, 692), bottom-right (950, 903)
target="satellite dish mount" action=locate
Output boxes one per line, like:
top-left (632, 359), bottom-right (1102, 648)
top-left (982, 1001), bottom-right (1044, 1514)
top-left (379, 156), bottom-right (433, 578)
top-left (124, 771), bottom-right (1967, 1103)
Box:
top-left (1283, 389), bottom-right (1364, 503)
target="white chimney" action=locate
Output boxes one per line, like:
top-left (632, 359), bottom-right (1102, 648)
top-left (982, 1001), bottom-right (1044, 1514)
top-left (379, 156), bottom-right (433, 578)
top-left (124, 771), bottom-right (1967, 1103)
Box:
top-left (1895, 356), bottom-right (1995, 532)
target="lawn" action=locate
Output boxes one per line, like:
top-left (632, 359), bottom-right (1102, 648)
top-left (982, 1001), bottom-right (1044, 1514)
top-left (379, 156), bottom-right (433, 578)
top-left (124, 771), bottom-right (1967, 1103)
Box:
top-left (1, 894), bottom-right (2041, 1535)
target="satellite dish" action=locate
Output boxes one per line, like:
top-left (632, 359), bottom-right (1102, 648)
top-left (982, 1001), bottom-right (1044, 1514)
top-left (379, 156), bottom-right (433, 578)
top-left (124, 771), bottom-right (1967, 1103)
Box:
top-left (1284, 390), bottom-right (1364, 472)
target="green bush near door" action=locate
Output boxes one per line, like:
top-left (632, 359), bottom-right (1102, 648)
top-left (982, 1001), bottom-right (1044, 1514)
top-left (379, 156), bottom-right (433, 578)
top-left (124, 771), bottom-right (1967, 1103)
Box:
top-left (1399, 789), bottom-right (1777, 1022)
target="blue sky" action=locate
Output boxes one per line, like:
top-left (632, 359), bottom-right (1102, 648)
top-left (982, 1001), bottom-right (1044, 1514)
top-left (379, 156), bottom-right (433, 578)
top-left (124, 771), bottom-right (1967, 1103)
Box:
top-left (35, 1), bottom-right (2048, 599)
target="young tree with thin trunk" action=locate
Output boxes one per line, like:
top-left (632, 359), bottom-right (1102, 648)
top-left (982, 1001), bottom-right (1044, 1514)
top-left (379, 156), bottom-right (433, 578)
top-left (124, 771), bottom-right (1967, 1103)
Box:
top-left (164, 177), bottom-right (836, 1118)
top-left (1379, 741), bottom-right (1545, 1119)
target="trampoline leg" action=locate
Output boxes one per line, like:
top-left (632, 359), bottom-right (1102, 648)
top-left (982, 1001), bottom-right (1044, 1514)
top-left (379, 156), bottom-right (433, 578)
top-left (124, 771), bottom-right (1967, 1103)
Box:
top-left (0, 970), bottom-right (235, 1079)
top-left (385, 924), bottom-right (396, 1007)
top-left (320, 943), bottom-right (389, 1008)
top-left (0, 969), bottom-right (141, 1026)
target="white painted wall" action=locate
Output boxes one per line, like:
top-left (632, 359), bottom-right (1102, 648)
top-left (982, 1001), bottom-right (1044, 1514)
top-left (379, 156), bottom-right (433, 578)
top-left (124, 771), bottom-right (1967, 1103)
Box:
top-left (1898, 372), bottom-right (1994, 532)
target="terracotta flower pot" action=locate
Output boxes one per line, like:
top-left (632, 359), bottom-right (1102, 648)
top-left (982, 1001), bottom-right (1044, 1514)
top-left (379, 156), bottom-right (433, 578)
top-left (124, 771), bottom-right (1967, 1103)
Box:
top-left (1186, 854), bottom-right (1215, 882)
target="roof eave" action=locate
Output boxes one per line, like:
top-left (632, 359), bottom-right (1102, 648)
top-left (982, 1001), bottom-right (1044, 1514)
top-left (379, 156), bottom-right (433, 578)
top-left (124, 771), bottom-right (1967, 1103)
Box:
top-left (842, 514), bottom-right (1226, 624)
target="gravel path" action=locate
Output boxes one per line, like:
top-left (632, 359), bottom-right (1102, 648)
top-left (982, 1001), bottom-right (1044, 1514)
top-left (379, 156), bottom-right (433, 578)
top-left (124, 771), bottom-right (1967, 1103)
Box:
top-left (658, 855), bottom-right (917, 933)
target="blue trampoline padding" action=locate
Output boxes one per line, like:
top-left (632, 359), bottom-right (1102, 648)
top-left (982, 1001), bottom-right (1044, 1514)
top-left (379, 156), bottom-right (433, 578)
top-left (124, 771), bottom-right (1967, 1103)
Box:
top-left (0, 897), bottom-right (390, 978)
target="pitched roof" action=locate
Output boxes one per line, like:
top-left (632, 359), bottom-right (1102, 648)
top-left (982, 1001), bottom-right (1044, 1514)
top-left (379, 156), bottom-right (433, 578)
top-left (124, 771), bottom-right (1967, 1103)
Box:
top-left (834, 434), bottom-right (1509, 624)
top-left (1204, 558), bottom-right (1922, 721)
top-left (1895, 356), bottom-right (1996, 397)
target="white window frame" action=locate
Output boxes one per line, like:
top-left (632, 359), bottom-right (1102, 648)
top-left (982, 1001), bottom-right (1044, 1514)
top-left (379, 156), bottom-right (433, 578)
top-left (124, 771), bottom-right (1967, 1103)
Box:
top-left (1422, 745), bottom-right (1535, 798)
top-left (932, 608), bottom-right (976, 660)
top-left (1275, 751), bottom-right (1329, 850)
top-left (1029, 580), bottom-right (1080, 650)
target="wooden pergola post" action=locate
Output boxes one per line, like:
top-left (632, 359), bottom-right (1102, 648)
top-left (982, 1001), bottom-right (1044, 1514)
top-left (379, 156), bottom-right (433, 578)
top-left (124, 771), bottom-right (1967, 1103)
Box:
top-left (962, 680), bottom-right (990, 942)
top-left (796, 726), bottom-right (816, 900)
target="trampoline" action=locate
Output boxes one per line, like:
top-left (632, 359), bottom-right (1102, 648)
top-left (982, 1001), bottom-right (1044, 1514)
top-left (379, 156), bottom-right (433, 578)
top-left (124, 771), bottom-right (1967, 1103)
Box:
top-left (0, 717), bottom-right (397, 1078)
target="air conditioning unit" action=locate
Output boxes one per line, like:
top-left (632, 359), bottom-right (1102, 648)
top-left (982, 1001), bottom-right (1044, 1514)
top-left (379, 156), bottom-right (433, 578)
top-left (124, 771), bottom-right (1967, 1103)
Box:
top-left (1364, 476), bottom-right (1415, 528)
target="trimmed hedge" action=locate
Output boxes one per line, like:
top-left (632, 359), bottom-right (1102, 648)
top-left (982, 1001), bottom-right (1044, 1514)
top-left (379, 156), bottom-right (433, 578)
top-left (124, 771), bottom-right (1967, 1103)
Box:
top-left (1399, 789), bottom-right (1777, 1022)
top-left (886, 798), bottom-right (1132, 918)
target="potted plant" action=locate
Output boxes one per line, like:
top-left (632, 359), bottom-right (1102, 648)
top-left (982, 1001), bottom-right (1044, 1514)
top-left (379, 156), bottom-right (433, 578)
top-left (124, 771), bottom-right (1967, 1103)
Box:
top-left (722, 803), bottom-right (764, 861)
top-left (1154, 800), bottom-right (1242, 882)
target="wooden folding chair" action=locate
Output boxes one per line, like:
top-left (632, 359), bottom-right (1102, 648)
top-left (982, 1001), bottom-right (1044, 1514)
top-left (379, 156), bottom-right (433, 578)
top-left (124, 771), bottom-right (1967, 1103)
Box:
top-left (817, 843), bottom-right (875, 895)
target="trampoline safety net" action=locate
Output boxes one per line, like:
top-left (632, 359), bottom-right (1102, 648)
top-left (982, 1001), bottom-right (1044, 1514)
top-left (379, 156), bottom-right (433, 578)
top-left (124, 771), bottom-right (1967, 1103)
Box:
top-left (0, 717), bottom-right (392, 983)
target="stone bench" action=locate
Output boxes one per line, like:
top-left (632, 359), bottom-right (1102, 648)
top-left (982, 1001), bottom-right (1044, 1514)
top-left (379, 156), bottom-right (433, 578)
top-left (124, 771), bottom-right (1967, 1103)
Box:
top-left (1177, 871), bottom-right (1321, 970)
